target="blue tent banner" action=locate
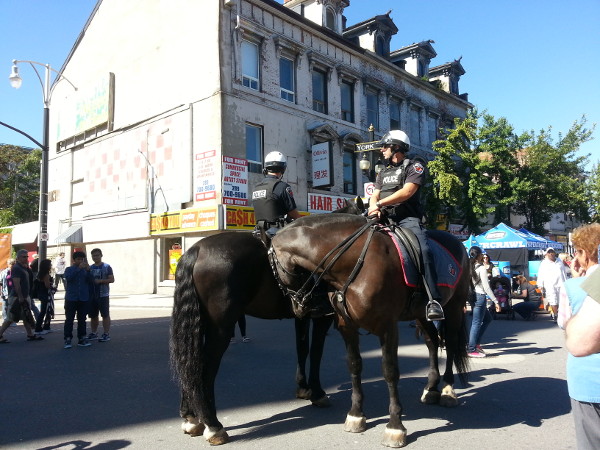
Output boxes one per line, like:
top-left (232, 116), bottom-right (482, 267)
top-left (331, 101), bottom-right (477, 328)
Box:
top-left (474, 223), bottom-right (561, 250)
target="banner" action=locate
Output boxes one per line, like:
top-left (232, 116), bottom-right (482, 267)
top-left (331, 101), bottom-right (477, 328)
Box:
top-left (0, 233), bottom-right (11, 270)
top-left (150, 206), bottom-right (220, 235)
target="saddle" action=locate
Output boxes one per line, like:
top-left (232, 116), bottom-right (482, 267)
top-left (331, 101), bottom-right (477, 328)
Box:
top-left (383, 226), bottom-right (463, 296)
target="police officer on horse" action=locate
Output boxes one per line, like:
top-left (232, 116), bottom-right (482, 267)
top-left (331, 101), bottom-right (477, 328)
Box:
top-left (252, 151), bottom-right (301, 243)
top-left (367, 130), bottom-right (445, 322)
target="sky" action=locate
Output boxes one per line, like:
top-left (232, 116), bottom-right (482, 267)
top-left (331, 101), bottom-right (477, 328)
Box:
top-left (0, 0), bottom-right (598, 164)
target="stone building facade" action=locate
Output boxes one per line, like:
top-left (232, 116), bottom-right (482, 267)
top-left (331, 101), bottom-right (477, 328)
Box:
top-left (45, 0), bottom-right (471, 293)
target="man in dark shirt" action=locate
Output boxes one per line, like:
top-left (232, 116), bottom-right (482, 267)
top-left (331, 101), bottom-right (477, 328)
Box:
top-left (368, 130), bottom-right (444, 321)
top-left (0, 249), bottom-right (43, 342)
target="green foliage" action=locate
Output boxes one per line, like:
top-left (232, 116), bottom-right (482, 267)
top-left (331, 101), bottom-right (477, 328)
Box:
top-left (426, 113), bottom-right (595, 235)
top-left (586, 163), bottom-right (600, 223)
top-left (0, 144), bottom-right (41, 227)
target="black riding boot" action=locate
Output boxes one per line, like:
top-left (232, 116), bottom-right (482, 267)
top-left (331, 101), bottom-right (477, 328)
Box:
top-left (426, 299), bottom-right (445, 321)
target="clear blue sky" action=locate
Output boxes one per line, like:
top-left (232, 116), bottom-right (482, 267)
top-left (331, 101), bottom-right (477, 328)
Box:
top-left (1, 0), bottom-right (598, 164)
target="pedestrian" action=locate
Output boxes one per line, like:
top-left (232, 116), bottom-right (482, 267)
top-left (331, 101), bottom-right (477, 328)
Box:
top-left (230, 313), bottom-right (251, 343)
top-left (512, 275), bottom-right (542, 321)
top-left (53, 252), bottom-right (67, 290)
top-left (0, 258), bottom-right (15, 320)
top-left (482, 254), bottom-right (495, 280)
top-left (0, 249), bottom-right (44, 343)
top-left (367, 129), bottom-right (443, 321)
top-left (251, 150), bottom-right (301, 245)
top-left (467, 246), bottom-right (501, 358)
top-left (34, 259), bottom-right (56, 335)
top-left (558, 223), bottom-right (600, 449)
top-left (63, 251), bottom-right (95, 349)
top-left (537, 247), bottom-right (568, 322)
top-left (87, 248), bottom-right (114, 342)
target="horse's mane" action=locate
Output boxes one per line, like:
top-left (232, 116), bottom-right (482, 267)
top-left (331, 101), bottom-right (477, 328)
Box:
top-left (290, 212), bottom-right (367, 229)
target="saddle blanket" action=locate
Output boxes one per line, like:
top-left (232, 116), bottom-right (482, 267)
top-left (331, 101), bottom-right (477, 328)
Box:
top-left (384, 229), bottom-right (463, 289)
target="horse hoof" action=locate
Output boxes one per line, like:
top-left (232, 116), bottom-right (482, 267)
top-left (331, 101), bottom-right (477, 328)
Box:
top-left (440, 385), bottom-right (458, 407)
top-left (296, 387), bottom-right (312, 400)
top-left (311, 395), bottom-right (331, 408)
top-left (344, 414), bottom-right (367, 433)
top-left (381, 426), bottom-right (407, 448)
top-left (204, 427), bottom-right (230, 445)
top-left (440, 394), bottom-right (458, 408)
top-left (420, 389), bottom-right (441, 404)
top-left (181, 416), bottom-right (205, 436)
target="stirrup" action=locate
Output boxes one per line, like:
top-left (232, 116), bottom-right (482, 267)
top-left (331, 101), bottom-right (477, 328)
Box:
top-left (426, 300), bottom-right (445, 321)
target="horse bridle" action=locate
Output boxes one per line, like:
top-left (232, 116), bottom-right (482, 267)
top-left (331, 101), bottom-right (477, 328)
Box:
top-left (268, 219), bottom-right (378, 310)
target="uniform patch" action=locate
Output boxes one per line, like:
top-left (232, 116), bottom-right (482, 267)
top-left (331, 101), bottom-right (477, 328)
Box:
top-left (252, 190), bottom-right (267, 199)
top-left (286, 186), bottom-right (294, 197)
top-left (413, 163), bottom-right (424, 174)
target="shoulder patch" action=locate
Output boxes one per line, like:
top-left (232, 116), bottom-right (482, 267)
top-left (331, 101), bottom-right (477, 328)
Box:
top-left (413, 162), bottom-right (424, 174)
top-left (286, 186), bottom-right (294, 197)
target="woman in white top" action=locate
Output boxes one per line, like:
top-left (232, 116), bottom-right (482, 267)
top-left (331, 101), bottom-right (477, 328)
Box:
top-left (468, 246), bottom-right (501, 358)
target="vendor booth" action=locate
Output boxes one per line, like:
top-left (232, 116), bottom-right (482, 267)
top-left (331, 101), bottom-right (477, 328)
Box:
top-left (472, 223), bottom-right (556, 278)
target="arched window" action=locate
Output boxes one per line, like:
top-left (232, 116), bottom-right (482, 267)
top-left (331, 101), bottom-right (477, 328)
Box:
top-left (376, 35), bottom-right (386, 56)
top-left (325, 8), bottom-right (336, 31)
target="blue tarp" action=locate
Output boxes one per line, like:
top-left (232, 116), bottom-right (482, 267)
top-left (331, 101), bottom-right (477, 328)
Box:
top-left (462, 234), bottom-right (481, 250)
top-left (474, 223), bottom-right (556, 250)
top-left (517, 228), bottom-right (564, 251)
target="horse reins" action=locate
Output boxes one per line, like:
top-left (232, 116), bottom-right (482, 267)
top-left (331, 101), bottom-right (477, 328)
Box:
top-left (269, 219), bottom-right (377, 310)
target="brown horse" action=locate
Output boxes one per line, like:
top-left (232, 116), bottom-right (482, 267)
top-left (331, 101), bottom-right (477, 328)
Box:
top-left (270, 213), bottom-right (470, 448)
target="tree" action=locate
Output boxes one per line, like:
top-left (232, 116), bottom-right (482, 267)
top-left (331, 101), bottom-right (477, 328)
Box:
top-left (586, 162), bottom-right (600, 223)
top-left (426, 109), bottom-right (521, 234)
top-left (511, 117), bottom-right (592, 233)
top-left (0, 144), bottom-right (41, 227)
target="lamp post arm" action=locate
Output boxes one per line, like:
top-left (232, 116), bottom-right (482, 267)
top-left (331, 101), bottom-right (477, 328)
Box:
top-left (0, 120), bottom-right (44, 149)
top-left (13, 59), bottom-right (78, 105)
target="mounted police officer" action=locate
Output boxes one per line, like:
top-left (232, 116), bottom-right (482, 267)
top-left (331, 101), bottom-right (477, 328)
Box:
top-left (367, 130), bottom-right (445, 322)
top-left (252, 151), bottom-right (301, 243)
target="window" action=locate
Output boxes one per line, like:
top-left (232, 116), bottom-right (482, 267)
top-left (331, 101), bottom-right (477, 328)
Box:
top-left (241, 40), bottom-right (259, 90)
top-left (279, 57), bottom-right (295, 102)
top-left (366, 89), bottom-right (379, 130)
top-left (389, 98), bottom-right (401, 130)
top-left (312, 70), bottom-right (327, 114)
top-left (343, 149), bottom-right (357, 195)
top-left (410, 107), bottom-right (421, 146)
top-left (427, 114), bottom-right (438, 146)
top-left (376, 35), bottom-right (386, 56)
top-left (246, 123), bottom-right (263, 173)
top-left (340, 81), bottom-right (354, 123)
top-left (325, 8), bottom-right (335, 30)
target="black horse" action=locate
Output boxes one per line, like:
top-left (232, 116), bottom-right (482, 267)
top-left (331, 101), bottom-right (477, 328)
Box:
top-left (270, 213), bottom-right (470, 447)
top-left (170, 199), bottom-right (364, 445)
top-left (170, 232), bottom-right (333, 444)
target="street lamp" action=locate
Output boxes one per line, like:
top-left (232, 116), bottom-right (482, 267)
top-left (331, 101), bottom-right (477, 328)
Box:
top-left (8, 59), bottom-right (77, 261)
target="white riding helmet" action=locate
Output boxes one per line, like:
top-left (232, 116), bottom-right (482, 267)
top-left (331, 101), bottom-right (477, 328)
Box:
top-left (379, 130), bottom-right (410, 153)
top-left (264, 151), bottom-right (287, 174)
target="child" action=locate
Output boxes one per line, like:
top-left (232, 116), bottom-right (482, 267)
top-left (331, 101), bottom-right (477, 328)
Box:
top-left (494, 282), bottom-right (508, 309)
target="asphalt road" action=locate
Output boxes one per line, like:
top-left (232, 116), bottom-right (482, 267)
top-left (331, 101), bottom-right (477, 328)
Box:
top-left (0, 300), bottom-right (576, 449)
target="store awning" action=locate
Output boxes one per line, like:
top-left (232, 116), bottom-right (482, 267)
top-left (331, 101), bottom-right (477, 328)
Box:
top-left (54, 224), bottom-right (83, 244)
top-left (10, 221), bottom-right (39, 245)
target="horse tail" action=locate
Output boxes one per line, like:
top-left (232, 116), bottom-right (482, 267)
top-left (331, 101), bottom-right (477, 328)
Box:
top-left (453, 314), bottom-right (470, 385)
top-left (170, 243), bottom-right (204, 415)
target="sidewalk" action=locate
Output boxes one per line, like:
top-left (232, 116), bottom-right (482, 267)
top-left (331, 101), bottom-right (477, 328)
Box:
top-left (52, 291), bottom-right (174, 309)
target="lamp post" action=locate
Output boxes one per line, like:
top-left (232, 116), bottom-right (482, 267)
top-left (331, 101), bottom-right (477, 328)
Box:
top-left (8, 60), bottom-right (77, 261)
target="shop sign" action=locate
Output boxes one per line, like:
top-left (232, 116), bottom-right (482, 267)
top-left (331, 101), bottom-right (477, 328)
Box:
top-left (150, 206), bottom-right (220, 235)
top-left (194, 150), bottom-right (218, 202)
top-left (308, 193), bottom-right (350, 213)
top-left (311, 142), bottom-right (332, 187)
top-left (225, 205), bottom-right (256, 230)
top-left (222, 156), bottom-right (248, 206)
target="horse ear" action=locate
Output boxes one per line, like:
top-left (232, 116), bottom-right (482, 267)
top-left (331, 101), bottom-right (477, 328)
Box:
top-left (355, 196), bottom-right (365, 212)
